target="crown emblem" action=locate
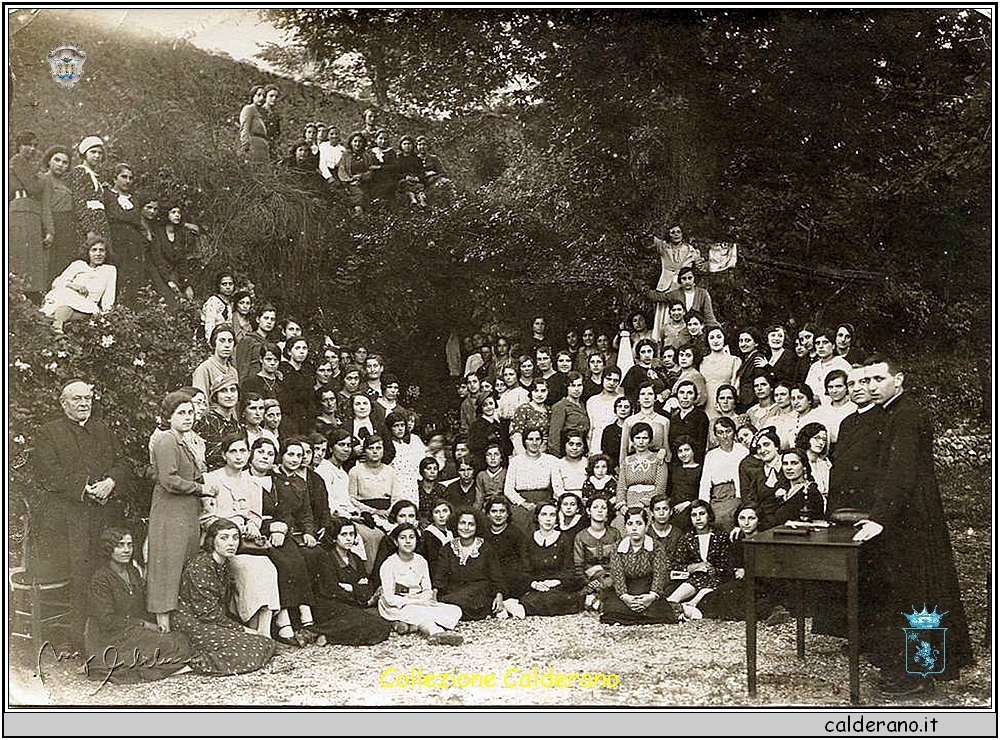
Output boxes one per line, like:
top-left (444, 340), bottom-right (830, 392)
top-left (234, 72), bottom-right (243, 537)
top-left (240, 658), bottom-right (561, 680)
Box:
top-left (902, 604), bottom-right (947, 628)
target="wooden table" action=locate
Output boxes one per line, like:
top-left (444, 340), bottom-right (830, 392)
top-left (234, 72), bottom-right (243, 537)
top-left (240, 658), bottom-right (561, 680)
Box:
top-left (744, 526), bottom-right (868, 704)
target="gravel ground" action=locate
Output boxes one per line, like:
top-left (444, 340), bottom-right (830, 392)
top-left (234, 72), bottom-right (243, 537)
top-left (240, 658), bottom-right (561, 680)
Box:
top-left (11, 468), bottom-right (991, 709)
top-left (10, 611), bottom-right (991, 708)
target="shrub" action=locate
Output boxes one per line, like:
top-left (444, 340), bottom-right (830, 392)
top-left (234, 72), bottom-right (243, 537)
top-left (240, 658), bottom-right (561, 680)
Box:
top-left (8, 277), bottom-right (204, 518)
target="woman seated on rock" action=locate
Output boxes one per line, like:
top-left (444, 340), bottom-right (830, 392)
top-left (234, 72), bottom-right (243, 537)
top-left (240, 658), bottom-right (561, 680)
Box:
top-left (86, 527), bottom-right (193, 684)
top-left (41, 232), bottom-right (116, 334)
top-left (172, 518), bottom-right (276, 675)
top-left (601, 507), bottom-right (682, 625)
top-left (310, 517), bottom-right (392, 645)
top-left (378, 522), bottom-right (464, 644)
top-left (432, 508), bottom-right (505, 621)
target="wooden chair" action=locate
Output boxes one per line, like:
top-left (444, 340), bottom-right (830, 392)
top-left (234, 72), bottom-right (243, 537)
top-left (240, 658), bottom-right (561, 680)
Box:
top-left (9, 496), bottom-right (74, 654)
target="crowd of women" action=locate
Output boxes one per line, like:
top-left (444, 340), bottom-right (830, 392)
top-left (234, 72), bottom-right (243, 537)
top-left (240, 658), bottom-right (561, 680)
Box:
top-left (10, 129), bottom-right (203, 333)
top-left (238, 88), bottom-right (453, 214)
top-left (30, 209), bottom-right (881, 684)
top-left (13, 101), bottom-right (875, 682)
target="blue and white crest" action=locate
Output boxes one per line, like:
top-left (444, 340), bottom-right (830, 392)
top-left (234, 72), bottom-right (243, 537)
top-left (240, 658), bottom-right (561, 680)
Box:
top-left (46, 43), bottom-right (87, 88)
top-left (902, 605), bottom-right (948, 677)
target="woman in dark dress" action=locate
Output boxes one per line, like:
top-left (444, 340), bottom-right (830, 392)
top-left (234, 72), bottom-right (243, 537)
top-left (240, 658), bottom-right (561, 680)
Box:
top-left (40, 145), bottom-right (76, 282)
top-left (516, 502), bottom-right (584, 616)
top-left (103, 163), bottom-right (148, 302)
top-left (444, 456), bottom-right (479, 511)
top-left (418, 498), bottom-right (453, 578)
top-left (148, 204), bottom-right (198, 303)
top-left (311, 518), bottom-right (391, 645)
top-left (266, 437), bottom-right (327, 644)
top-left (758, 447), bottom-right (825, 530)
top-left (482, 496), bottom-right (529, 604)
top-left (86, 526), bottom-right (192, 683)
top-left (279, 337), bottom-right (314, 436)
top-left (173, 518), bottom-right (276, 675)
top-left (433, 508), bottom-right (505, 620)
top-left (601, 508), bottom-right (681, 625)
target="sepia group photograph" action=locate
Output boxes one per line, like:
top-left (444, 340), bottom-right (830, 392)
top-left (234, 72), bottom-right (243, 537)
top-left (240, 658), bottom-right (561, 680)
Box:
top-left (5, 5), bottom-right (995, 736)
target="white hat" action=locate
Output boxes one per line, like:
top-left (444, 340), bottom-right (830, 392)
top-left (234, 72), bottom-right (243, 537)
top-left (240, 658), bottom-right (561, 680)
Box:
top-left (78, 135), bottom-right (104, 155)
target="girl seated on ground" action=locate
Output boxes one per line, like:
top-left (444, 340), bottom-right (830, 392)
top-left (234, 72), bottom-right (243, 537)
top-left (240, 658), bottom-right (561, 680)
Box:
top-left (696, 504), bottom-right (791, 625)
top-left (86, 527), bottom-right (193, 684)
top-left (601, 507), bottom-right (683, 625)
top-left (513, 502), bottom-right (584, 617)
top-left (573, 496), bottom-right (621, 612)
top-left (41, 233), bottom-right (116, 334)
top-left (311, 517), bottom-right (392, 645)
top-left (378, 522), bottom-right (464, 644)
top-left (172, 518), bottom-right (277, 675)
top-left (433, 508), bottom-right (505, 621)
top-left (666, 500), bottom-right (732, 617)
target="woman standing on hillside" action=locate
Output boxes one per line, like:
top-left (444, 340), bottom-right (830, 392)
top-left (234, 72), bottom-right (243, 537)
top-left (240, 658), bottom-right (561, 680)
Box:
top-left (261, 85), bottom-right (282, 160)
top-left (39, 145), bottom-right (76, 283)
top-left (239, 85), bottom-right (269, 164)
top-left (70, 135), bottom-right (110, 255)
top-left (103, 163), bottom-right (148, 303)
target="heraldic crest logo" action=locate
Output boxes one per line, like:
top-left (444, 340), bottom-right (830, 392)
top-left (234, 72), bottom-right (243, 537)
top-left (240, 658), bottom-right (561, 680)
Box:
top-left (902, 605), bottom-right (948, 678)
top-left (46, 43), bottom-right (87, 88)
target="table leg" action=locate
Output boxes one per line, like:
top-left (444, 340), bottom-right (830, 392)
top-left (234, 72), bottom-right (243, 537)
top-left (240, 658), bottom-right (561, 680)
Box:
top-left (746, 547), bottom-right (757, 698)
top-left (847, 552), bottom-right (860, 705)
top-left (796, 580), bottom-right (805, 659)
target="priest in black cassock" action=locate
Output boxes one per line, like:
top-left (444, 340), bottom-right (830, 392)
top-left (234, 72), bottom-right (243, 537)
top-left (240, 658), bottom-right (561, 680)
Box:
top-left (32, 379), bottom-right (132, 648)
top-left (854, 356), bottom-right (974, 698)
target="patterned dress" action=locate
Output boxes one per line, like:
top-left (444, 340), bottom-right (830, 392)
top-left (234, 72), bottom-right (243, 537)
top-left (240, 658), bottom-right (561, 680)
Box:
top-left (173, 552), bottom-right (276, 675)
top-left (601, 536), bottom-right (679, 625)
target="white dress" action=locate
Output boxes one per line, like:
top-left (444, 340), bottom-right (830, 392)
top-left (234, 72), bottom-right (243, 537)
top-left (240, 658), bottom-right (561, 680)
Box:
top-left (201, 469), bottom-right (280, 621)
top-left (378, 553), bottom-right (461, 629)
top-left (41, 260), bottom-right (116, 317)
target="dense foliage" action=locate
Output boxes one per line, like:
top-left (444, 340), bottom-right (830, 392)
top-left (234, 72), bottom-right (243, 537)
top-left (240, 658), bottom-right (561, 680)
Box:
top-left (8, 278), bottom-right (204, 515)
top-left (8, 8), bottom-right (992, 442)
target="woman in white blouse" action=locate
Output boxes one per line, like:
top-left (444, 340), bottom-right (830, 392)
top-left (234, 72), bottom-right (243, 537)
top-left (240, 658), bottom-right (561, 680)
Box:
top-left (41, 233), bottom-right (116, 333)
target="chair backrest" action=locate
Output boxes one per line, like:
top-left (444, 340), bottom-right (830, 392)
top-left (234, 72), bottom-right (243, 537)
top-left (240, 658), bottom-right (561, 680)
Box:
top-left (8, 495), bottom-right (31, 572)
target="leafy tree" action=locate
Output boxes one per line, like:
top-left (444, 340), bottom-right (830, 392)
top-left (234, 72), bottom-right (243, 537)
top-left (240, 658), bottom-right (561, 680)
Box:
top-left (261, 9), bottom-right (538, 113)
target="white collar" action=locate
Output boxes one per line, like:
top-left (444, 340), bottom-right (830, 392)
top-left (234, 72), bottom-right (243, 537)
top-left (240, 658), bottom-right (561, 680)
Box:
top-left (617, 535), bottom-right (654, 553)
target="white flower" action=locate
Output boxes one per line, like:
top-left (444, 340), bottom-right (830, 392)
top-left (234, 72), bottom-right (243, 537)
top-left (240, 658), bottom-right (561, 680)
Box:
top-left (13, 359), bottom-right (30, 372)
top-left (56, 350), bottom-right (68, 358)
top-left (45, 361), bottom-right (58, 372)
top-left (13, 435), bottom-right (25, 445)
top-left (40, 349), bottom-right (53, 358)
top-left (101, 334), bottom-right (115, 347)
top-left (132, 357), bottom-right (146, 367)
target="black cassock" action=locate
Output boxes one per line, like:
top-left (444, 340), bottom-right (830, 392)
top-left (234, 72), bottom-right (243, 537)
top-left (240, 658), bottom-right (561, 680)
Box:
top-left (866, 392), bottom-right (973, 681)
